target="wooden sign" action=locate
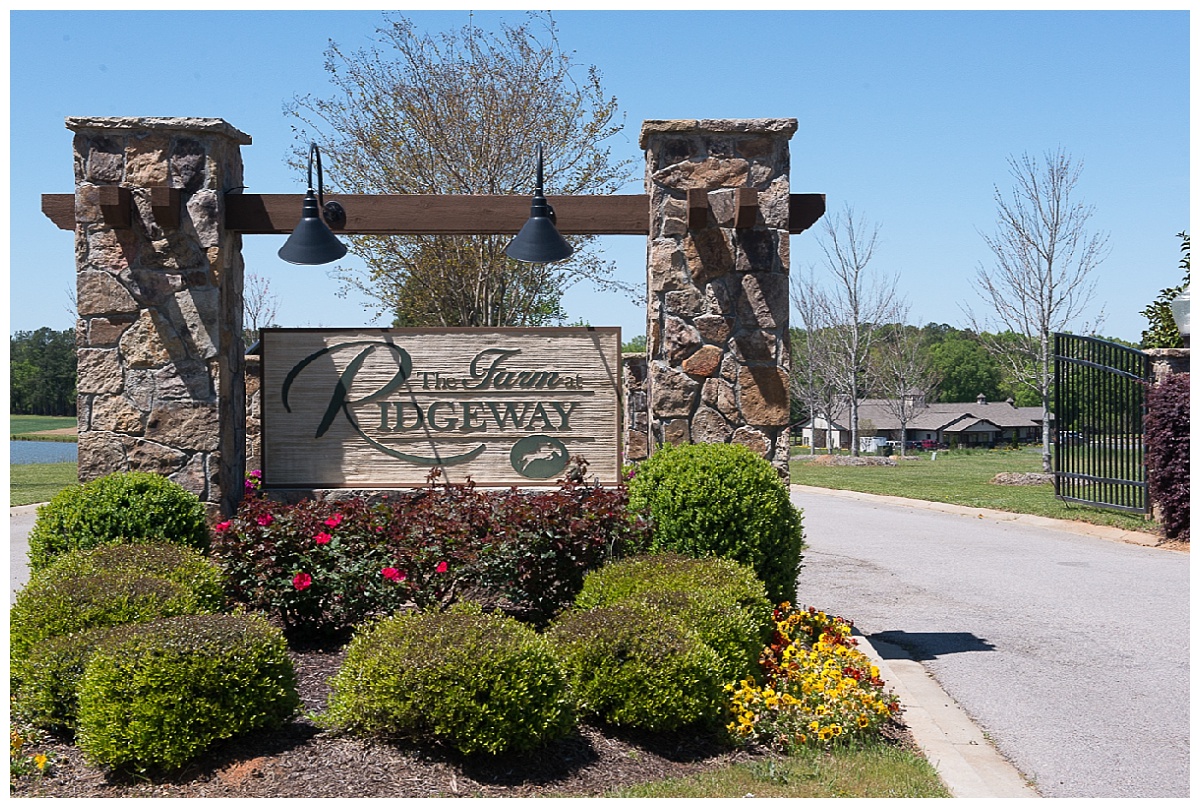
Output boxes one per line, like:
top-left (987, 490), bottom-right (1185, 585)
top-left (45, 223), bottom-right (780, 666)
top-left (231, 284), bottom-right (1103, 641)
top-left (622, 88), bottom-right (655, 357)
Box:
top-left (260, 327), bottom-right (623, 488)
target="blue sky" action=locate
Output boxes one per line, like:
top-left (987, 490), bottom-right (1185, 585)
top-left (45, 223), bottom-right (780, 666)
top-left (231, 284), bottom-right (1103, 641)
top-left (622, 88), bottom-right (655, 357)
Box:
top-left (6, 6), bottom-right (1191, 345)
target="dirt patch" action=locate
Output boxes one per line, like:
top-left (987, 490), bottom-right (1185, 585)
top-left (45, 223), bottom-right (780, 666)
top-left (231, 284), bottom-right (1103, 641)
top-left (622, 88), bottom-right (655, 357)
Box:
top-left (26, 428), bottom-right (79, 436)
top-left (990, 472), bottom-right (1055, 485)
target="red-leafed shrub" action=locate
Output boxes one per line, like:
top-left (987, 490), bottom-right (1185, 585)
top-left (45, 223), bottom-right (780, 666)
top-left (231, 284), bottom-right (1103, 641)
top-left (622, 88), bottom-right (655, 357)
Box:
top-left (1145, 373), bottom-right (1189, 541)
top-left (209, 480), bottom-right (650, 637)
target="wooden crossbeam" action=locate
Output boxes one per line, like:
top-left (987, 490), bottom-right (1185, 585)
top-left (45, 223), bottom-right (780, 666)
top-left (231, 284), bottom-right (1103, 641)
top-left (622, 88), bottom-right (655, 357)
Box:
top-left (41, 190), bottom-right (826, 235)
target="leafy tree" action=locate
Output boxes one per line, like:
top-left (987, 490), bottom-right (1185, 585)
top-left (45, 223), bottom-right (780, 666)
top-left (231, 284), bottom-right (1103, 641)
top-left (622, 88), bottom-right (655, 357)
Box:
top-left (966, 149), bottom-right (1109, 471)
top-left (621, 334), bottom-right (646, 353)
top-left (928, 333), bottom-right (1004, 403)
top-left (10, 328), bottom-right (76, 416)
top-left (1140, 231), bottom-right (1189, 349)
top-left (285, 11), bottom-right (635, 327)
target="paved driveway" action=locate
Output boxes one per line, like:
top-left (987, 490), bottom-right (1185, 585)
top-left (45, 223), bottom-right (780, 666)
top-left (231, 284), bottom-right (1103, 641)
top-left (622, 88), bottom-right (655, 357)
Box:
top-left (790, 485), bottom-right (1189, 799)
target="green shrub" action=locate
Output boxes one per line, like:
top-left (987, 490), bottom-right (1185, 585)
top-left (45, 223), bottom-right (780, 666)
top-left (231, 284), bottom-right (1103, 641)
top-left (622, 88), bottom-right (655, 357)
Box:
top-left (11, 626), bottom-right (120, 736)
top-left (27, 471), bottom-right (209, 573)
top-left (9, 572), bottom-right (206, 666)
top-left (75, 614), bottom-right (300, 773)
top-left (548, 603), bottom-right (726, 732)
top-left (573, 554), bottom-right (773, 683)
top-left (32, 543), bottom-right (226, 613)
top-left (321, 605), bottom-right (574, 755)
top-left (627, 443), bottom-right (804, 603)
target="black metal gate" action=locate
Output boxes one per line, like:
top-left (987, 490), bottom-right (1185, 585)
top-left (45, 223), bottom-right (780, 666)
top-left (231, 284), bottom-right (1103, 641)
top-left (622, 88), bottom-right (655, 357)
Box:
top-left (1053, 333), bottom-right (1151, 514)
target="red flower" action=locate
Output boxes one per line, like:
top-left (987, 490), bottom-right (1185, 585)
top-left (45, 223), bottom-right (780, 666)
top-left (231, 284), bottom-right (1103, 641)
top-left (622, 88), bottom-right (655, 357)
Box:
top-left (381, 567), bottom-right (406, 582)
top-left (214, 520), bottom-right (233, 533)
top-left (256, 513), bottom-right (273, 527)
top-left (293, 572), bottom-right (312, 591)
top-left (313, 532), bottom-right (332, 545)
top-left (435, 561), bottom-right (448, 573)
top-left (324, 513), bottom-right (343, 529)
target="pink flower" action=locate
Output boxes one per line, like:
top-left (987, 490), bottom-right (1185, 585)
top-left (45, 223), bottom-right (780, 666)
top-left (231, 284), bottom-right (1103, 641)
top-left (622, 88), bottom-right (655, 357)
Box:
top-left (324, 514), bottom-right (343, 529)
top-left (293, 572), bottom-right (312, 591)
top-left (249, 469), bottom-right (262, 478)
top-left (256, 513), bottom-right (273, 527)
top-left (381, 567), bottom-right (406, 582)
top-left (214, 520), bottom-right (233, 533)
top-left (435, 561), bottom-right (448, 574)
top-left (313, 532), bottom-right (332, 545)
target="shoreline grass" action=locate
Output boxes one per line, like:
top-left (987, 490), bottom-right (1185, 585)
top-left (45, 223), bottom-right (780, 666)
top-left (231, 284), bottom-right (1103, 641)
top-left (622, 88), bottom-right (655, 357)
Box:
top-left (10, 462), bottom-right (78, 507)
top-left (790, 446), bottom-right (1157, 534)
top-left (11, 415), bottom-right (78, 443)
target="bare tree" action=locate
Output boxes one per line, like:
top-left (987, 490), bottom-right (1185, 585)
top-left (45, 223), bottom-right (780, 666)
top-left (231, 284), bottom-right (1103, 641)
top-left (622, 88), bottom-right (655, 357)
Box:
top-left (790, 267), bottom-right (845, 454)
top-left (810, 206), bottom-right (901, 456)
top-left (285, 11), bottom-right (635, 327)
top-left (966, 149), bottom-right (1109, 471)
top-left (243, 272), bottom-right (281, 348)
top-left (872, 319), bottom-right (940, 458)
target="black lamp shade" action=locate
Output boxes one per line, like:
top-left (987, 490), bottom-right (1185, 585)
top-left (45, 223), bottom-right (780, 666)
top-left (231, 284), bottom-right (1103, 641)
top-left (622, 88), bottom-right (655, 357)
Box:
top-left (278, 190), bottom-right (348, 266)
top-left (505, 210), bottom-right (574, 263)
top-left (504, 145), bottom-right (574, 264)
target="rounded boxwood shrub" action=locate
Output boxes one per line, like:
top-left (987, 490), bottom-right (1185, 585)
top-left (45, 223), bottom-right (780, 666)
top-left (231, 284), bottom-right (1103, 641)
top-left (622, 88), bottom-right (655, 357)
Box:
top-left (548, 603), bottom-right (726, 732)
top-left (9, 572), bottom-right (206, 666)
top-left (32, 543), bottom-right (226, 613)
top-left (321, 605), bottom-right (574, 755)
top-left (11, 625), bottom-right (120, 736)
top-left (627, 443), bottom-right (804, 604)
top-left (573, 554), bottom-right (774, 684)
top-left (27, 471), bottom-right (210, 573)
top-left (75, 614), bottom-right (300, 773)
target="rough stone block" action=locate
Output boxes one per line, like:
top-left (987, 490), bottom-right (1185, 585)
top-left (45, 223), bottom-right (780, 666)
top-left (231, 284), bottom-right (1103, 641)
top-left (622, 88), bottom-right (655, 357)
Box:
top-left (126, 440), bottom-right (189, 475)
top-left (694, 313), bottom-right (733, 345)
top-left (663, 315), bottom-right (703, 364)
top-left (681, 344), bottom-right (724, 377)
top-left (86, 315), bottom-right (136, 347)
top-left (684, 228), bottom-right (735, 287)
top-left (77, 271), bottom-right (138, 316)
top-left (125, 132), bottom-right (171, 186)
top-left (77, 348), bottom-right (123, 395)
top-left (77, 431), bottom-right (127, 482)
top-left (662, 418), bottom-right (691, 445)
top-left (738, 366), bottom-right (791, 426)
top-left (731, 425), bottom-right (771, 457)
top-left (146, 401), bottom-right (220, 451)
top-left (90, 395), bottom-right (145, 434)
top-left (120, 308), bottom-right (186, 368)
top-left (692, 406), bottom-right (732, 444)
top-left (650, 362), bottom-right (700, 419)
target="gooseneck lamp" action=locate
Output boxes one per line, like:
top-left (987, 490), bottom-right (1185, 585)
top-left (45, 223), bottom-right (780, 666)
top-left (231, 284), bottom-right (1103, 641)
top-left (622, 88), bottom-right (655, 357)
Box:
top-left (504, 145), bottom-right (574, 264)
top-left (278, 142), bottom-right (348, 266)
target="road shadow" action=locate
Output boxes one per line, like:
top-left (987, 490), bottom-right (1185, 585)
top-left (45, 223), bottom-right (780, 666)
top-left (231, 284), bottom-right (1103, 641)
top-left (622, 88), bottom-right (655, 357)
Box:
top-left (868, 630), bottom-right (996, 661)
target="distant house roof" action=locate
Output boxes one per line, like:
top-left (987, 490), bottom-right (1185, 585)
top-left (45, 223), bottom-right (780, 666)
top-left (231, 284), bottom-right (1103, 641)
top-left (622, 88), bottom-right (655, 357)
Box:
top-left (832, 395), bottom-right (1050, 434)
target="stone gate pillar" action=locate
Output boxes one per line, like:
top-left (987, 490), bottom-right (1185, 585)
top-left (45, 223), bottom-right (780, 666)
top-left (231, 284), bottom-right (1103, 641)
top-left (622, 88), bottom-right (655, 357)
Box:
top-left (640, 119), bottom-right (796, 478)
top-left (70, 117), bottom-right (250, 517)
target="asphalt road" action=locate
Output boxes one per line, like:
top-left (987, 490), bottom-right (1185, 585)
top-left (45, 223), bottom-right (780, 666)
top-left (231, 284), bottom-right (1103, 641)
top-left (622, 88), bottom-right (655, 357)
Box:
top-left (790, 486), bottom-right (1190, 799)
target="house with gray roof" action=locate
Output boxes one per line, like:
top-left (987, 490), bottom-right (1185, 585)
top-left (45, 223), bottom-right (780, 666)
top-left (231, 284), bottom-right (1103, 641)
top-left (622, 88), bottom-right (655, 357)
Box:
top-left (798, 393), bottom-right (1048, 450)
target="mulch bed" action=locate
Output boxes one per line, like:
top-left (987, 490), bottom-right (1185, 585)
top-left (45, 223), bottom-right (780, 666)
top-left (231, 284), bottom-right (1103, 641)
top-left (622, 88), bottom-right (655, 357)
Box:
top-left (13, 642), bottom-right (795, 798)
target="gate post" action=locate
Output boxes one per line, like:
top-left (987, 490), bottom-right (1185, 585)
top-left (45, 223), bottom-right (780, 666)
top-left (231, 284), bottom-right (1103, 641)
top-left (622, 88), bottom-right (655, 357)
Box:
top-left (70, 116), bottom-right (251, 517)
top-left (640, 119), bottom-right (796, 478)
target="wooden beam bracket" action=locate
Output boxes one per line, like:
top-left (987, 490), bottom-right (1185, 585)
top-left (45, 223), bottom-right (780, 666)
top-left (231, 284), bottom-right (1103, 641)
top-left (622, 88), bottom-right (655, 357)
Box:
top-left (149, 186), bottom-right (181, 229)
top-left (96, 185), bottom-right (131, 229)
top-left (686, 188), bottom-right (708, 230)
top-left (734, 188), bottom-right (759, 229)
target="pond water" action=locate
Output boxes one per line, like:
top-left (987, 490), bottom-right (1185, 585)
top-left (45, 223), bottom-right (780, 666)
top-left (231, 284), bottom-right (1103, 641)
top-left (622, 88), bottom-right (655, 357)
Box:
top-left (10, 440), bottom-right (79, 465)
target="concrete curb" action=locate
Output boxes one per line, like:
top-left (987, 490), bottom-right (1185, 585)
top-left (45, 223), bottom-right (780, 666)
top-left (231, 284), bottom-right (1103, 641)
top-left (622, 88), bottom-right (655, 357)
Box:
top-left (855, 633), bottom-right (1039, 798)
top-left (790, 484), bottom-right (1165, 548)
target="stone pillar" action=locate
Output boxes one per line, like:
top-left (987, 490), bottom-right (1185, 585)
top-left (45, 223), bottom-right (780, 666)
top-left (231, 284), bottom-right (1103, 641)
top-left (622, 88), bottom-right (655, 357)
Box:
top-left (71, 117), bottom-right (251, 517)
top-left (623, 353), bottom-right (650, 462)
top-left (1144, 348), bottom-right (1190, 385)
top-left (640, 119), bottom-right (796, 478)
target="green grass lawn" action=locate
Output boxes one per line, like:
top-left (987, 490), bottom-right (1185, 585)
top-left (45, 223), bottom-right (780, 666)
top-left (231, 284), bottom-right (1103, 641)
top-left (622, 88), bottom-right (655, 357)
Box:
top-left (11, 415), bottom-right (78, 442)
top-left (611, 743), bottom-right (949, 798)
top-left (791, 447), bottom-right (1156, 534)
top-left (10, 462), bottom-right (78, 507)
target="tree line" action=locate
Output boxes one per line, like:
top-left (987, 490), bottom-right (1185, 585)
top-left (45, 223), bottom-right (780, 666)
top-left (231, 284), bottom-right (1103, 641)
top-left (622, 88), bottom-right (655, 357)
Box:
top-left (11, 328), bottom-right (76, 416)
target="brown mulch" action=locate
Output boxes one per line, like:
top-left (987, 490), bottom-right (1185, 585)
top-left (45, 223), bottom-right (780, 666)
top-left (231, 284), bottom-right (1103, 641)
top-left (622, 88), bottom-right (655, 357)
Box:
top-left (18, 640), bottom-right (886, 798)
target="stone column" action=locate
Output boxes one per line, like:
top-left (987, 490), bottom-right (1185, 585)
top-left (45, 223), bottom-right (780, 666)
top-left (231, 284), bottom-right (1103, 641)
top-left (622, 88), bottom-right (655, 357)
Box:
top-left (71, 117), bottom-right (251, 517)
top-left (640, 119), bottom-right (796, 478)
